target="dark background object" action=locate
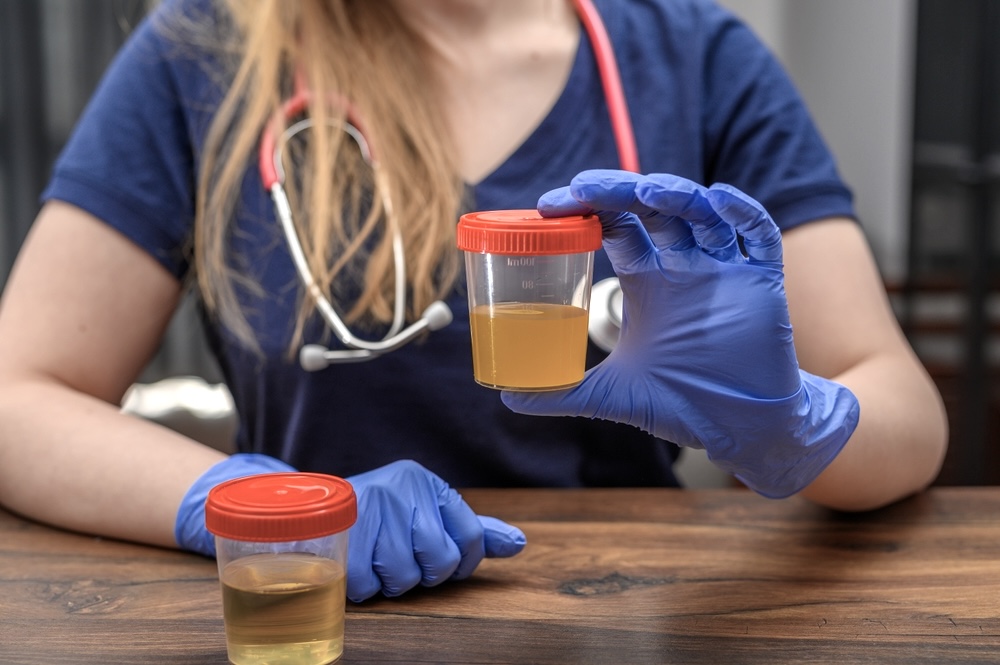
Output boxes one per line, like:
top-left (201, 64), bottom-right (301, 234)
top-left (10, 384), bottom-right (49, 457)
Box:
top-left (903, 0), bottom-right (1000, 485)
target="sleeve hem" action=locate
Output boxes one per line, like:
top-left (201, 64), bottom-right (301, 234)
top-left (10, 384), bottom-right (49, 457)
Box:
top-left (41, 170), bottom-right (191, 280)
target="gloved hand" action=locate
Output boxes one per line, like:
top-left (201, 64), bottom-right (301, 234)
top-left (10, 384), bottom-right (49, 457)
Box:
top-left (502, 170), bottom-right (860, 499)
top-left (346, 459), bottom-right (526, 602)
top-left (175, 452), bottom-right (296, 556)
top-left (178, 456), bottom-right (525, 601)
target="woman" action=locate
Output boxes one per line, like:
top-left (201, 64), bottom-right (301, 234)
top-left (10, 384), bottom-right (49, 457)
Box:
top-left (0, 0), bottom-right (946, 602)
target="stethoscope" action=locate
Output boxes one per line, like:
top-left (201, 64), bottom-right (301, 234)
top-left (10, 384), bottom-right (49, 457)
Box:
top-left (260, 0), bottom-right (632, 371)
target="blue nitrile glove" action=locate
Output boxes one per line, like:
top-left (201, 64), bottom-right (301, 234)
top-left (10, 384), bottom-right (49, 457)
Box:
top-left (346, 459), bottom-right (526, 602)
top-left (502, 170), bottom-right (860, 499)
top-left (175, 452), bottom-right (296, 556)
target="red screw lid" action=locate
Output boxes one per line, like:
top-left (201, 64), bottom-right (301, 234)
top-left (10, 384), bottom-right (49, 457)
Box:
top-left (205, 473), bottom-right (357, 542)
top-left (456, 209), bottom-right (602, 256)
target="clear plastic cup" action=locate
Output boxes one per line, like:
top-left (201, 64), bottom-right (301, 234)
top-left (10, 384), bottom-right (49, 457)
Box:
top-left (205, 473), bottom-right (357, 665)
top-left (456, 209), bottom-right (602, 391)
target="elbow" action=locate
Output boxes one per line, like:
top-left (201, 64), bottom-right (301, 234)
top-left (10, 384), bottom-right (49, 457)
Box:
top-left (799, 393), bottom-right (950, 513)
top-left (919, 384), bottom-right (950, 490)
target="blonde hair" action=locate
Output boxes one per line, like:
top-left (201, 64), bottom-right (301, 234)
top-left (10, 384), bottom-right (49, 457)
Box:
top-left (192, 0), bottom-right (464, 354)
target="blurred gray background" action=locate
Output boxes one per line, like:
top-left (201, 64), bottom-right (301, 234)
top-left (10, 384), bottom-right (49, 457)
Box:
top-left (1, 0), bottom-right (997, 486)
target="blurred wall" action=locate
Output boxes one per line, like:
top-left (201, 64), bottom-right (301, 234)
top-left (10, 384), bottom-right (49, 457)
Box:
top-left (719, 0), bottom-right (916, 281)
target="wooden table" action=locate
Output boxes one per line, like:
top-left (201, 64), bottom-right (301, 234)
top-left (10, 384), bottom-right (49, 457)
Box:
top-left (2, 487), bottom-right (999, 664)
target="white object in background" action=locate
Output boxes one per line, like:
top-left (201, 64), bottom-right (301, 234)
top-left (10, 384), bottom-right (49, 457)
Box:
top-left (121, 376), bottom-right (237, 453)
top-left (588, 277), bottom-right (624, 353)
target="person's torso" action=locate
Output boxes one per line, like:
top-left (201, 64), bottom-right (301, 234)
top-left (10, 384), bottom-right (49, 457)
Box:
top-left (45, 0), bottom-right (854, 487)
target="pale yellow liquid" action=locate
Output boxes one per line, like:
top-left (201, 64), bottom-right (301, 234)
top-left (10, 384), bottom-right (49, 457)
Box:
top-left (221, 553), bottom-right (346, 665)
top-left (470, 302), bottom-right (589, 390)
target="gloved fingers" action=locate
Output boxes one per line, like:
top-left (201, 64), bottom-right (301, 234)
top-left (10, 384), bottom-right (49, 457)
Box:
top-left (597, 212), bottom-right (664, 277)
top-left (410, 510), bottom-right (463, 587)
top-left (566, 169), bottom-right (660, 216)
top-left (175, 453), bottom-right (296, 557)
top-left (347, 478), bottom-right (426, 601)
top-left (370, 513), bottom-right (424, 598)
top-left (479, 516), bottom-right (527, 558)
top-left (537, 185), bottom-right (593, 217)
top-left (175, 511), bottom-right (217, 558)
top-left (500, 374), bottom-right (602, 420)
top-left (431, 477), bottom-right (487, 580)
top-left (539, 173), bottom-right (653, 241)
top-left (346, 568), bottom-right (382, 603)
top-left (705, 183), bottom-right (783, 266)
top-left (634, 175), bottom-right (739, 260)
top-left (555, 170), bottom-right (679, 269)
top-left (346, 514), bottom-right (386, 602)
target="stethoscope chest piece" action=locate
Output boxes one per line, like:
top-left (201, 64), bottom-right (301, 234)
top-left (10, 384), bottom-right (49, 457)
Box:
top-left (588, 277), bottom-right (623, 353)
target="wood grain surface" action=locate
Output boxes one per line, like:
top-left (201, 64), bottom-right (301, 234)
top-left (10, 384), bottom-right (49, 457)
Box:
top-left (2, 487), bottom-right (999, 664)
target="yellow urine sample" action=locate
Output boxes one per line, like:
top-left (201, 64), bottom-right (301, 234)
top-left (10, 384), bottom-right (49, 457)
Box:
top-left (470, 302), bottom-right (589, 391)
top-left (221, 553), bottom-right (346, 665)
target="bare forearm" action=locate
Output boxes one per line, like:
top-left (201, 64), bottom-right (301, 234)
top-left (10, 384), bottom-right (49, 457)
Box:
top-left (0, 379), bottom-right (226, 548)
top-left (799, 353), bottom-right (948, 511)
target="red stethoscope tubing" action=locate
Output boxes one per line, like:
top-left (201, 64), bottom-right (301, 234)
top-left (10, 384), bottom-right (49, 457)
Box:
top-left (259, 74), bottom-right (376, 189)
top-left (571, 0), bottom-right (640, 173)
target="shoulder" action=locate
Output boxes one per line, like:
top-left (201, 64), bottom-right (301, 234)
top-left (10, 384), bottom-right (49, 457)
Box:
top-left (114, 0), bottom-right (230, 87)
top-left (100, 0), bottom-right (232, 140)
top-left (40, 0), bottom-right (232, 280)
top-left (135, 0), bottom-right (231, 63)
top-left (144, 0), bottom-right (226, 36)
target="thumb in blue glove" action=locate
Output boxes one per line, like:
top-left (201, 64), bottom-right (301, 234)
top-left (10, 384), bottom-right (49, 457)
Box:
top-left (346, 459), bottom-right (526, 602)
top-left (502, 170), bottom-right (859, 499)
top-left (175, 452), bottom-right (296, 556)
